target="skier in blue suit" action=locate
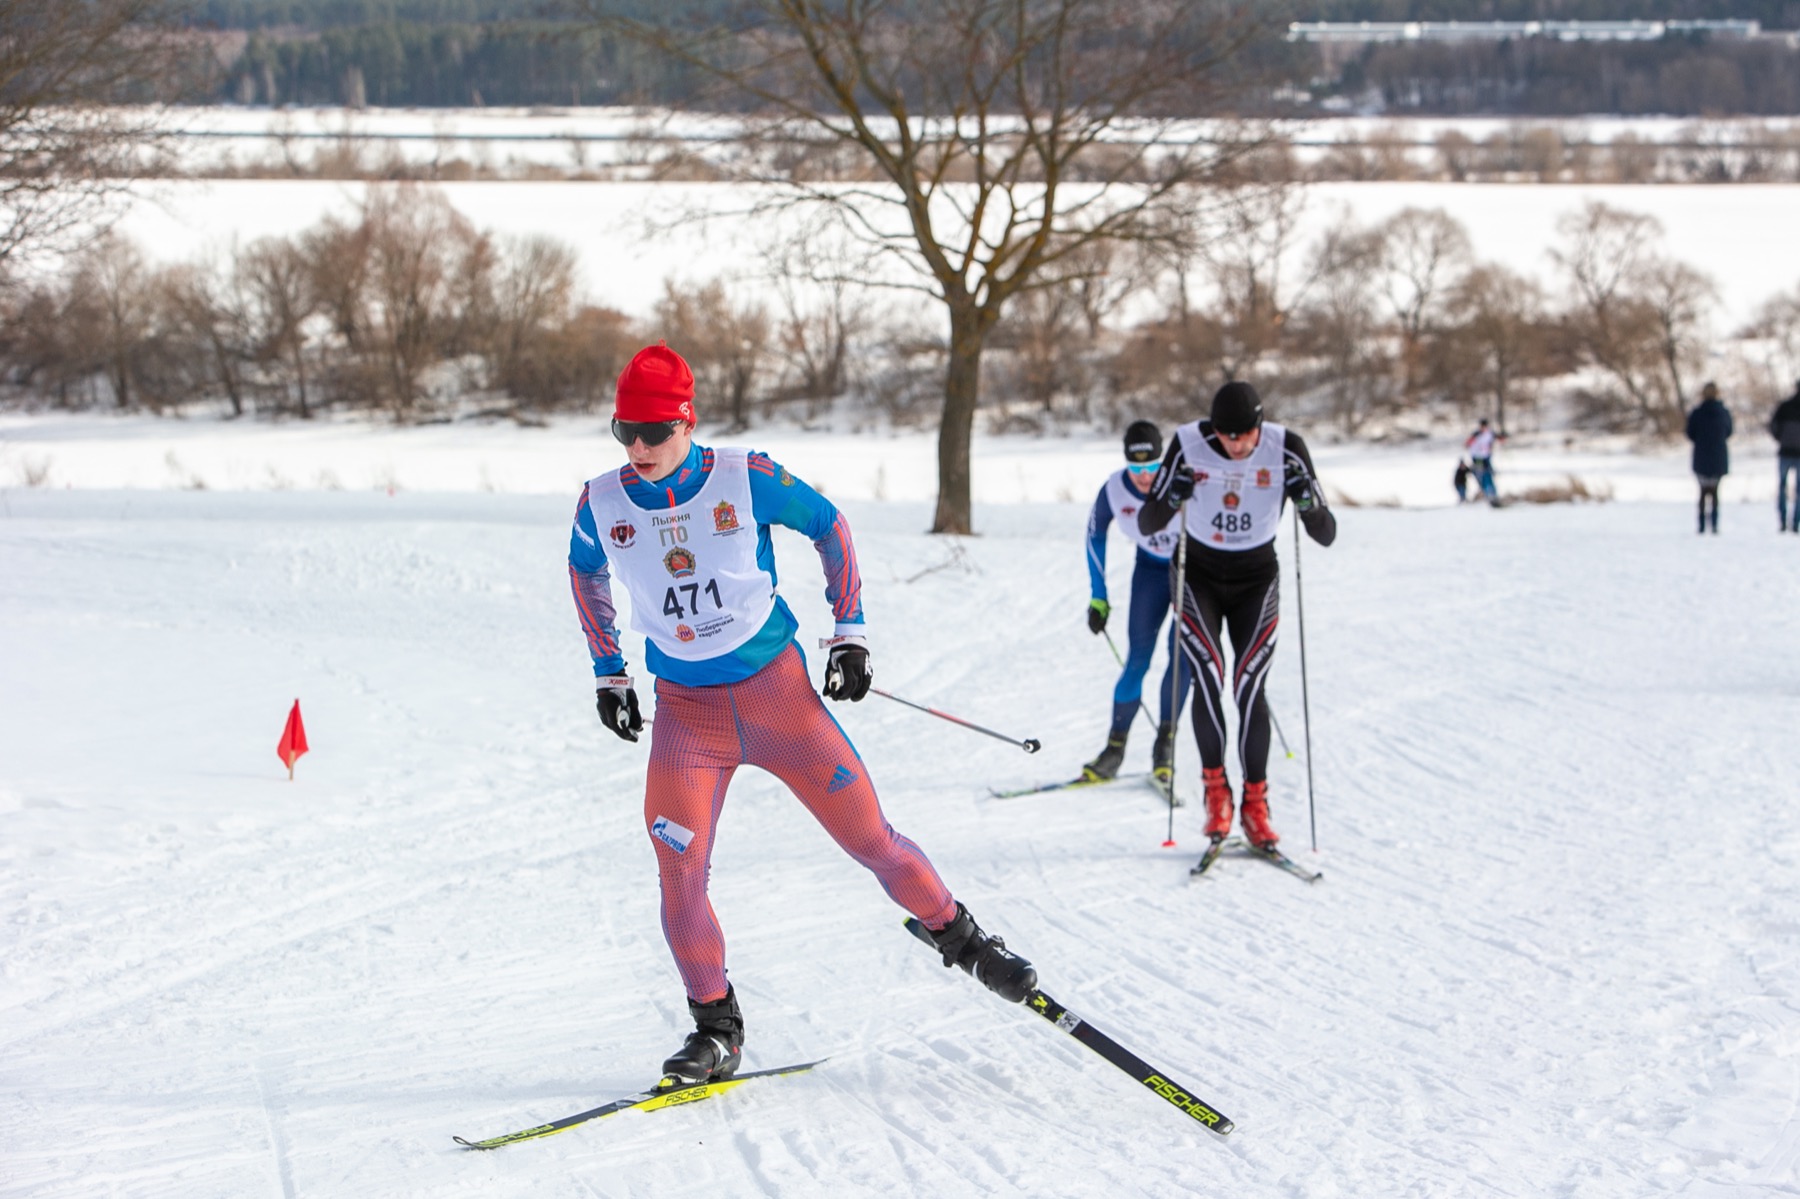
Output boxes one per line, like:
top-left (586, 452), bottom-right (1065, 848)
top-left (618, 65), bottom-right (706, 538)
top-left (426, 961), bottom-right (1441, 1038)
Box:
top-left (1080, 420), bottom-right (1193, 790)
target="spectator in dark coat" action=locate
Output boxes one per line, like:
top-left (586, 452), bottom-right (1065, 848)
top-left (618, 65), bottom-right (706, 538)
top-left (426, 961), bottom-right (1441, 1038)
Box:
top-left (1686, 381), bottom-right (1733, 535)
top-left (1770, 380), bottom-right (1800, 532)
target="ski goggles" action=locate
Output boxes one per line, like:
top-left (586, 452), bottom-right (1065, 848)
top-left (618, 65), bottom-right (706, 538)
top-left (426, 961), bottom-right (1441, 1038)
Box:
top-left (1126, 460), bottom-right (1160, 474)
top-left (611, 418), bottom-right (682, 447)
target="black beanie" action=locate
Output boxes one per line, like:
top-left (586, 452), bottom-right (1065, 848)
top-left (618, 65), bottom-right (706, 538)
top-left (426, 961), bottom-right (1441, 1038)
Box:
top-left (1210, 382), bottom-right (1263, 436)
top-left (1122, 419), bottom-right (1161, 463)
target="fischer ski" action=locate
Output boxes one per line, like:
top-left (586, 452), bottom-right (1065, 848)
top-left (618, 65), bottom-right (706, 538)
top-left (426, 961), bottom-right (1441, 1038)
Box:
top-left (1148, 769), bottom-right (1185, 808)
top-left (1246, 842), bottom-right (1323, 884)
top-left (989, 771), bottom-right (1149, 799)
top-left (453, 1059), bottom-right (823, 1150)
top-left (1188, 837), bottom-right (1229, 877)
top-left (1189, 837), bottom-right (1323, 884)
top-left (902, 919), bottom-right (1233, 1136)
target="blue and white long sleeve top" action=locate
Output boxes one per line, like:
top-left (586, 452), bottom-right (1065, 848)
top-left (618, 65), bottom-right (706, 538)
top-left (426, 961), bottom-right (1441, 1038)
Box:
top-left (569, 443), bottom-right (864, 687)
top-left (1086, 468), bottom-right (1179, 602)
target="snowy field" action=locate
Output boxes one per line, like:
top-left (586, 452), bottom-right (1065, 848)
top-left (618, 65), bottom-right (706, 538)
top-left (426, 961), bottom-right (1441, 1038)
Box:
top-left (4, 410), bottom-right (1793, 509)
top-left (159, 105), bottom-right (1800, 175)
top-left (2, 422), bottom-right (1798, 1197)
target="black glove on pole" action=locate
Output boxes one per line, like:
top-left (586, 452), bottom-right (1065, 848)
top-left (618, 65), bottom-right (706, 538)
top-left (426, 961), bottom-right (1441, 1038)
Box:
top-left (1164, 468), bottom-right (1194, 507)
top-left (820, 636), bottom-right (873, 702)
top-left (1283, 458), bottom-right (1317, 512)
top-left (595, 675), bottom-right (643, 742)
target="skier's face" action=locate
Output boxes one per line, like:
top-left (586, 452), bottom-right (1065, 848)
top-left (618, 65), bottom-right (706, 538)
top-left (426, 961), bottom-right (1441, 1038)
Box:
top-left (1218, 426), bottom-right (1261, 460)
top-left (623, 420), bottom-right (693, 482)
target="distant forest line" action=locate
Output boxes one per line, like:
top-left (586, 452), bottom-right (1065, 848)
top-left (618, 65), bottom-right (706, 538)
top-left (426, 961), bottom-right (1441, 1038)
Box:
top-left (181, 2), bottom-right (1800, 115)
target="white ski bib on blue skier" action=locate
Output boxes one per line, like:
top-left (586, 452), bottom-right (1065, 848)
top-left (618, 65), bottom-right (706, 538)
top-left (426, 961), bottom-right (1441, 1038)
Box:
top-left (1173, 421), bottom-right (1289, 551)
top-left (586, 448), bottom-right (776, 662)
top-left (1103, 469), bottom-right (1181, 560)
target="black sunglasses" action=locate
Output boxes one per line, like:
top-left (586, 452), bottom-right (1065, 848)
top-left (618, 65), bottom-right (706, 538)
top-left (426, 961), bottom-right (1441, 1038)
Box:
top-left (611, 418), bottom-right (682, 447)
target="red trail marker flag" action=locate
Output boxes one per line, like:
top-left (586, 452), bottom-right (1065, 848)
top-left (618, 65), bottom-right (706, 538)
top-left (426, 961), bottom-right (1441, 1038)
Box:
top-left (278, 700), bottom-right (309, 779)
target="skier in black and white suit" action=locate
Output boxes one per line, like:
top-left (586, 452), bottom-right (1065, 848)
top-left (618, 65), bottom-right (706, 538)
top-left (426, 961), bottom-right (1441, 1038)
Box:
top-left (1137, 382), bottom-right (1336, 849)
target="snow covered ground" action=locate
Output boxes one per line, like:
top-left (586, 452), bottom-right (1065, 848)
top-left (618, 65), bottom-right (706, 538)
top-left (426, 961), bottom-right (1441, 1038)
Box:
top-left (2, 421), bottom-right (1798, 1197)
top-left (3, 409), bottom-right (1792, 508)
top-left (157, 105), bottom-right (1800, 174)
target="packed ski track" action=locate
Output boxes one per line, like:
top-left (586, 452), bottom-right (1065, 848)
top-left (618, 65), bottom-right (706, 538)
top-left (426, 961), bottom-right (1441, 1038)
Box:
top-left (2, 463), bottom-right (1797, 1197)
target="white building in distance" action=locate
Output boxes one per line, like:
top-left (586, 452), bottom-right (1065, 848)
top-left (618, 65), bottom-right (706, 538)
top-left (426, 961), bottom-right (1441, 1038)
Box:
top-left (1287, 19), bottom-right (1764, 44)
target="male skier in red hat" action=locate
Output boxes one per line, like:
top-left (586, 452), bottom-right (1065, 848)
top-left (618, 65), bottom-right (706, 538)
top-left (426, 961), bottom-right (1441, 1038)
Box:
top-left (569, 344), bottom-right (1036, 1085)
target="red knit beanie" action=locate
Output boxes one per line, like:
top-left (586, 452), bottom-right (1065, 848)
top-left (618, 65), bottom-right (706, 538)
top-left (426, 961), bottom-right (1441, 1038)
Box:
top-left (615, 343), bottom-right (696, 423)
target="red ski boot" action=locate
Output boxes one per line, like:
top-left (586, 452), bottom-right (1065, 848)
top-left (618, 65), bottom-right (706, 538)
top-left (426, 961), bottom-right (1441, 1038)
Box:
top-left (1240, 780), bottom-right (1279, 849)
top-left (1202, 767), bottom-right (1234, 840)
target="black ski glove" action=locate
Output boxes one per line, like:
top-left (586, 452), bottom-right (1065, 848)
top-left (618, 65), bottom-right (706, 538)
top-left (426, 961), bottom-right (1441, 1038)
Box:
top-left (820, 636), bottom-right (872, 702)
top-left (1163, 469), bottom-right (1194, 507)
top-left (1283, 459), bottom-right (1318, 513)
top-left (1087, 598), bottom-right (1110, 634)
top-left (595, 675), bottom-right (643, 742)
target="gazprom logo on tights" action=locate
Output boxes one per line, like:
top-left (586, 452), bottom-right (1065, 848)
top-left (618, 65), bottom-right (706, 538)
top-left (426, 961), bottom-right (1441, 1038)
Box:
top-left (651, 816), bottom-right (694, 854)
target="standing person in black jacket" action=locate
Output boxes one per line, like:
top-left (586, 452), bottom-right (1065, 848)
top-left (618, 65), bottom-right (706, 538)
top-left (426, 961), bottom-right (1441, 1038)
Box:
top-left (1686, 382), bottom-right (1733, 535)
top-left (1770, 381), bottom-right (1800, 532)
top-left (1137, 382), bottom-right (1336, 851)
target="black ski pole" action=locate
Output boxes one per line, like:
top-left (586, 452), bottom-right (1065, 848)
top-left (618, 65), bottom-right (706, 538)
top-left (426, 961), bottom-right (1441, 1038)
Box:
top-left (1292, 508), bottom-right (1317, 853)
top-left (1163, 528), bottom-right (1188, 848)
top-left (868, 688), bottom-right (1041, 753)
top-left (1268, 706), bottom-right (1295, 760)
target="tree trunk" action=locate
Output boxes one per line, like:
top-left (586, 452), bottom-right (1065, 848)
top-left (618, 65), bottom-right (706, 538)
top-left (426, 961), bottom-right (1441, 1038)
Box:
top-left (1493, 355), bottom-right (1509, 434)
top-left (291, 337), bottom-right (310, 420)
top-left (211, 330), bottom-right (244, 418)
top-left (933, 307), bottom-right (987, 535)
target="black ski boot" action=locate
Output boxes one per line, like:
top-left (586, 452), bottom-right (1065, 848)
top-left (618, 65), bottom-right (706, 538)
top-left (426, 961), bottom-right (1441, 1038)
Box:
top-left (1152, 722), bottom-right (1175, 778)
top-left (927, 903), bottom-right (1037, 1003)
top-left (1081, 733), bottom-right (1128, 782)
top-left (661, 986), bottom-right (744, 1085)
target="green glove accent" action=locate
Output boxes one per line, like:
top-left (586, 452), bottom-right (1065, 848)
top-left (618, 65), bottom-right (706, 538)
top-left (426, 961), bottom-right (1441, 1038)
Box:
top-left (1087, 598), bottom-right (1110, 634)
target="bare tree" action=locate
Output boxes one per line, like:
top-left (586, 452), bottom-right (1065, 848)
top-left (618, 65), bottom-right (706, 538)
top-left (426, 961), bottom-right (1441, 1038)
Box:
top-left (586, 0), bottom-right (1278, 533)
top-left (359, 185), bottom-right (484, 419)
top-left (989, 281), bottom-right (1090, 421)
top-left (655, 278), bottom-right (773, 433)
top-left (160, 259), bottom-right (251, 417)
top-left (0, 280), bottom-right (90, 402)
top-left (0, 1), bottom-right (193, 273)
top-left (1441, 264), bottom-right (1553, 432)
top-left (301, 213), bottom-right (372, 355)
top-left (74, 232), bottom-right (155, 408)
top-left (487, 234), bottom-right (580, 408)
top-left (1742, 283), bottom-right (1800, 402)
top-left (1552, 201), bottom-right (1713, 434)
top-left (1375, 206), bottom-right (1472, 405)
top-left (238, 236), bottom-right (318, 418)
top-left (760, 227), bottom-right (873, 417)
top-left (1434, 129), bottom-right (1477, 182)
top-left (1640, 259), bottom-right (1718, 419)
top-left (1186, 180), bottom-right (1309, 386)
top-left (1295, 224), bottom-right (1389, 435)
